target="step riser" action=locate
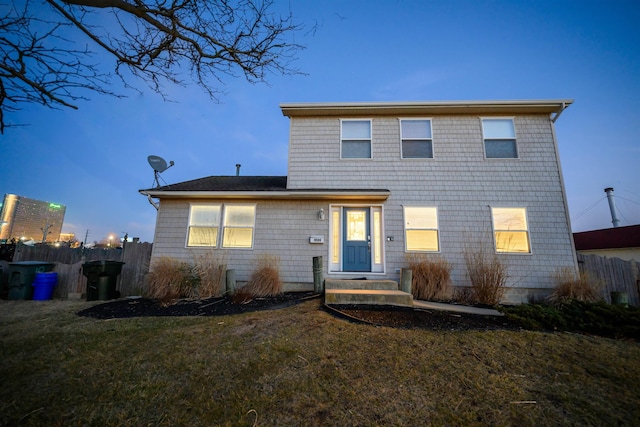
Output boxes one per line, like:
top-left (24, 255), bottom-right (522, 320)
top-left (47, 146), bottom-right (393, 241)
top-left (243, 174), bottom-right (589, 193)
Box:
top-left (325, 279), bottom-right (398, 291)
top-left (325, 290), bottom-right (413, 307)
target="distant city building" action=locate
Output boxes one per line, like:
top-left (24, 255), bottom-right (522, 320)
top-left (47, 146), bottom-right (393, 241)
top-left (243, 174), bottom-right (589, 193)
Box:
top-left (0, 194), bottom-right (66, 243)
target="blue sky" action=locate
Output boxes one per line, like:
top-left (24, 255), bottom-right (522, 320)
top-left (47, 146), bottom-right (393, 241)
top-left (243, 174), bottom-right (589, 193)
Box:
top-left (2, 0), bottom-right (639, 243)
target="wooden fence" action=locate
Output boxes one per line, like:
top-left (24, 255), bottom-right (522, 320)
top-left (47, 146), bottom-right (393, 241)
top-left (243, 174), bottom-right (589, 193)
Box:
top-left (577, 253), bottom-right (640, 306)
top-left (10, 242), bottom-right (152, 298)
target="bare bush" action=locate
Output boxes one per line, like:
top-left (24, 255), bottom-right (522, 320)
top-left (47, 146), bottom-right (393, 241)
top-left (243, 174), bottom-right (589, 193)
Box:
top-left (548, 267), bottom-right (603, 306)
top-left (464, 247), bottom-right (508, 306)
top-left (406, 254), bottom-right (453, 301)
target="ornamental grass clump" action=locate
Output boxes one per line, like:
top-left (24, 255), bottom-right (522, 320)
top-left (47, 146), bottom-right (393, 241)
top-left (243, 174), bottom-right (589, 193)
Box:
top-left (145, 256), bottom-right (199, 303)
top-left (547, 267), bottom-right (603, 306)
top-left (190, 252), bottom-right (227, 299)
top-left (464, 247), bottom-right (508, 306)
top-left (234, 255), bottom-right (282, 303)
top-left (406, 254), bottom-right (453, 301)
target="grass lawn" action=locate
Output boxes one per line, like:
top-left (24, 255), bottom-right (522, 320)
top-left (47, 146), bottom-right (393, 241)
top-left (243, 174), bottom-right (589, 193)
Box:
top-left (1, 298), bottom-right (639, 426)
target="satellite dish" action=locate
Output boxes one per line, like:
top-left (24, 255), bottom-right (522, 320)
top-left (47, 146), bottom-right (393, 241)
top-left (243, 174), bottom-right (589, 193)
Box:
top-left (148, 155), bottom-right (171, 172)
top-left (146, 155), bottom-right (175, 189)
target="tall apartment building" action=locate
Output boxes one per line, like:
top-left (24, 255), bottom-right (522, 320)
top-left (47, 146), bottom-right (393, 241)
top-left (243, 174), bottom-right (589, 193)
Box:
top-left (0, 194), bottom-right (66, 243)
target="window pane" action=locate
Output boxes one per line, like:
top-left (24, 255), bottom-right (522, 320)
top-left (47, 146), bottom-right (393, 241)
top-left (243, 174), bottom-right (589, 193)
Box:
top-left (373, 211), bottom-right (381, 264)
top-left (495, 231), bottom-right (530, 253)
top-left (402, 140), bottom-right (433, 158)
top-left (401, 120), bottom-right (431, 138)
top-left (406, 230), bottom-right (439, 251)
top-left (346, 210), bottom-right (366, 241)
top-left (222, 228), bottom-right (253, 248)
top-left (485, 140), bottom-right (517, 158)
top-left (188, 227), bottom-right (218, 246)
top-left (190, 205), bottom-right (220, 226)
top-left (342, 120), bottom-right (371, 138)
top-left (224, 205), bottom-right (255, 226)
top-left (483, 119), bottom-right (515, 138)
top-left (342, 140), bottom-right (371, 158)
top-left (405, 207), bottom-right (437, 229)
top-left (332, 210), bottom-right (340, 264)
top-left (493, 208), bottom-right (527, 230)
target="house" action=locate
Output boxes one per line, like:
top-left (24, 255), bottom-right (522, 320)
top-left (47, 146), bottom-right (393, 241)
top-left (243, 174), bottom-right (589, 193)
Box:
top-left (140, 100), bottom-right (578, 304)
top-left (574, 225), bottom-right (640, 262)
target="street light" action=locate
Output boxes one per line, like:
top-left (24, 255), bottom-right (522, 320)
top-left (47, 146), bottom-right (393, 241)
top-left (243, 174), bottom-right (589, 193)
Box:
top-left (109, 235), bottom-right (114, 248)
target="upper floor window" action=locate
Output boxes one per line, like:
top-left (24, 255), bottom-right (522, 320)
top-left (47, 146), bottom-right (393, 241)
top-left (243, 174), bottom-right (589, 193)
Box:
top-left (222, 204), bottom-right (256, 249)
top-left (400, 119), bottom-right (433, 158)
top-left (187, 204), bottom-right (221, 247)
top-left (491, 207), bottom-right (530, 253)
top-left (341, 119), bottom-right (372, 159)
top-left (403, 206), bottom-right (439, 252)
top-left (482, 118), bottom-right (517, 158)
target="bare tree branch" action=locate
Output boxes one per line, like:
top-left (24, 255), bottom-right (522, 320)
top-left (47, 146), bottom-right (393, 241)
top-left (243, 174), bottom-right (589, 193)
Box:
top-left (0, 0), bottom-right (304, 133)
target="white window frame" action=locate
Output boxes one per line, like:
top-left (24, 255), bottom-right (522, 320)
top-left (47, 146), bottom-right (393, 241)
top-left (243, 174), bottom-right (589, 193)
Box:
top-left (186, 203), bottom-right (221, 247)
top-left (400, 118), bottom-right (433, 159)
top-left (340, 119), bottom-right (372, 159)
top-left (481, 117), bottom-right (518, 159)
top-left (491, 207), bottom-right (531, 254)
top-left (403, 206), bottom-right (440, 252)
top-left (222, 204), bottom-right (257, 249)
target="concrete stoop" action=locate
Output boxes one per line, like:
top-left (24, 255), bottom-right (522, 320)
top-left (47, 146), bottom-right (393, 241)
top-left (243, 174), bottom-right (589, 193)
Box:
top-left (324, 279), bottom-right (413, 307)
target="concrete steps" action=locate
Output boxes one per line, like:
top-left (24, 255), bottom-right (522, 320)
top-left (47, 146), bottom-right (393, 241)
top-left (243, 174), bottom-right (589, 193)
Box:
top-left (324, 279), bottom-right (413, 307)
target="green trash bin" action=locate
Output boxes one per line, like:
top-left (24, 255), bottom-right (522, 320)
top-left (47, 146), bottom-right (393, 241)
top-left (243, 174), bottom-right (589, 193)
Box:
top-left (8, 261), bottom-right (55, 300)
top-left (82, 260), bottom-right (125, 301)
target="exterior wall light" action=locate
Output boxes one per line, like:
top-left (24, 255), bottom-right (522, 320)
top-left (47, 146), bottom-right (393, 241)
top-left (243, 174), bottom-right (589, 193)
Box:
top-left (318, 208), bottom-right (325, 221)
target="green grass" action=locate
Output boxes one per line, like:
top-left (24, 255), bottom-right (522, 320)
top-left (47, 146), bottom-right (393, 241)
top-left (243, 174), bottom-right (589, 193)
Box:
top-left (1, 299), bottom-right (640, 426)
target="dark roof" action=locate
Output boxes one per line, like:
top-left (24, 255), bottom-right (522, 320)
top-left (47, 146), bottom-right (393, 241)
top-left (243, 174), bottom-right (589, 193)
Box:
top-left (573, 225), bottom-right (640, 250)
top-left (143, 176), bottom-right (289, 192)
top-left (140, 175), bottom-right (389, 195)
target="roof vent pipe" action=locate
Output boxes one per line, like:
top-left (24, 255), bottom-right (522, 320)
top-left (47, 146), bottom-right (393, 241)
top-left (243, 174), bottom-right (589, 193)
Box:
top-left (604, 187), bottom-right (621, 228)
top-left (235, 164), bottom-right (241, 176)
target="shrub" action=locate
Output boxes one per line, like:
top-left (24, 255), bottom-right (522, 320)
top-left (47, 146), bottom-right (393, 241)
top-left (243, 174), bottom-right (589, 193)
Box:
top-left (464, 247), bottom-right (508, 306)
top-left (405, 254), bottom-right (452, 301)
top-left (146, 257), bottom-right (198, 303)
top-left (548, 267), bottom-right (603, 306)
top-left (239, 254), bottom-right (282, 299)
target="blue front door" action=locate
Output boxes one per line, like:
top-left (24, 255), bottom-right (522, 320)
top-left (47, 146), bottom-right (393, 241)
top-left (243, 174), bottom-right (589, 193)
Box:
top-left (343, 208), bottom-right (371, 272)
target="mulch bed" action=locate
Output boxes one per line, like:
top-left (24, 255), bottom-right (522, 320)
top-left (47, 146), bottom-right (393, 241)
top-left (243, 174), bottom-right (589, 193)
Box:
top-left (77, 292), bottom-right (522, 331)
top-left (77, 292), bottom-right (319, 319)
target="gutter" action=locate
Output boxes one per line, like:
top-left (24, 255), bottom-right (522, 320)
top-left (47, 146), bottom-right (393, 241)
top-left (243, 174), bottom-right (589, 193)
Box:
top-left (138, 189), bottom-right (391, 201)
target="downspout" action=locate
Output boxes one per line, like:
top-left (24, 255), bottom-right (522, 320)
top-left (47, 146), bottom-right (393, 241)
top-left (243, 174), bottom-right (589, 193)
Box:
top-left (551, 101), bottom-right (568, 123)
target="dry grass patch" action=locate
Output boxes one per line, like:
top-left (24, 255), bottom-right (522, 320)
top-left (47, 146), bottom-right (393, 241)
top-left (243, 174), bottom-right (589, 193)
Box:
top-left (1, 299), bottom-right (639, 426)
top-left (405, 254), bottom-right (453, 301)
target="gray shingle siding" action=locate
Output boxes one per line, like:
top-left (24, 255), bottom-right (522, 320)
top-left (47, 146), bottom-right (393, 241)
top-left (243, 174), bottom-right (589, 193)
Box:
top-left (148, 105), bottom-right (577, 303)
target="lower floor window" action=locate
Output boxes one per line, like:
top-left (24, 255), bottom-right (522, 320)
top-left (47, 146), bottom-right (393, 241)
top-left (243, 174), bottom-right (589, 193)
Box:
top-left (403, 206), bottom-right (439, 252)
top-left (492, 207), bottom-right (530, 253)
top-left (187, 204), bottom-right (255, 249)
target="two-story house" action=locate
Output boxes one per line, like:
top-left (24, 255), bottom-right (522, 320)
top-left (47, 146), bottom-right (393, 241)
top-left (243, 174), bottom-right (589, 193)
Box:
top-left (140, 100), bottom-right (578, 303)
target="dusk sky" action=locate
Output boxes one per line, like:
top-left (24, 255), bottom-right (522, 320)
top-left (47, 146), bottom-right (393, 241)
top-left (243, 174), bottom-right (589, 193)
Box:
top-left (2, 0), bottom-right (639, 244)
